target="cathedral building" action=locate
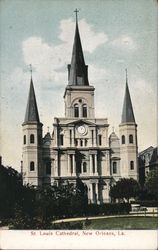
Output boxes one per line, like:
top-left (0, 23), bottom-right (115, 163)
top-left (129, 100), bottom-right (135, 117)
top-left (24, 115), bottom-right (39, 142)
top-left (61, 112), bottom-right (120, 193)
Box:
top-left (22, 15), bottom-right (139, 203)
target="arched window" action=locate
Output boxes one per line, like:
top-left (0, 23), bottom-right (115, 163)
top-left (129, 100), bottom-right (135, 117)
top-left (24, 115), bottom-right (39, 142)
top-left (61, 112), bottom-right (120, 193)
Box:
top-left (130, 161), bottom-right (134, 170)
top-left (83, 162), bottom-right (87, 173)
top-left (122, 135), bottom-right (125, 144)
top-left (30, 134), bottom-right (34, 144)
top-left (129, 134), bottom-right (133, 144)
top-left (46, 161), bottom-right (51, 175)
top-left (30, 161), bottom-right (35, 171)
top-left (24, 135), bottom-right (26, 144)
top-left (82, 104), bottom-right (87, 117)
top-left (98, 135), bottom-right (102, 146)
top-left (74, 104), bottom-right (79, 117)
top-left (113, 162), bottom-right (117, 174)
top-left (80, 139), bottom-right (83, 147)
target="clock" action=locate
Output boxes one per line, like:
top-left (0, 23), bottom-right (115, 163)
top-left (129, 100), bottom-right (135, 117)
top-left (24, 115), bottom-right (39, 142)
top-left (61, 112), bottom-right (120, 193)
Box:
top-left (77, 125), bottom-right (86, 135)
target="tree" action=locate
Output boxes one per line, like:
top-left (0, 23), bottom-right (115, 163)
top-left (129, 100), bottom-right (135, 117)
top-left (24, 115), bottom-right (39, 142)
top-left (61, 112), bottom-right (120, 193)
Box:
top-left (145, 169), bottom-right (158, 200)
top-left (110, 178), bottom-right (140, 202)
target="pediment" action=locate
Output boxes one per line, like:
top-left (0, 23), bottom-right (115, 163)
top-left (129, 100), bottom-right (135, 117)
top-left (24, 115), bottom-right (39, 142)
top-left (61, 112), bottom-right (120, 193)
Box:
top-left (67, 119), bottom-right (96, 126)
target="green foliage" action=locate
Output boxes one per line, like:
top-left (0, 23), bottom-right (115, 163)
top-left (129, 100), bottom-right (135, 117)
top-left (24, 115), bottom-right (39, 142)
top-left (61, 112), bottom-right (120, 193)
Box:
top-left (87, 203), bottom-right (131, 216)
top-left (110, 178), bottom-right (140, 202)
top-left (0, 165), bottom-right (23, 218)
top-left (145, 169), bottom-right (158, 200)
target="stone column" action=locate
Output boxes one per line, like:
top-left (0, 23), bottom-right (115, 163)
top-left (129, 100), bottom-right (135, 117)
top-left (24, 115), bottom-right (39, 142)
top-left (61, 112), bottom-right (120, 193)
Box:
top-left (95, 154), bottom-right (98, 175)
top-left (90, 155), bottom-right (93, 175)
top-left (68, 154), bottom-right (71, 175)
top-left (72, 129), bottom-right (75, 147)
top-left (90, 183), bottom-right (93, 202)
top-left (96, 183), bottom-right (99, 203)
top-left (55, 153), bottom-right (58, 176)
top-left (72, 154), bottom-right (76, 175)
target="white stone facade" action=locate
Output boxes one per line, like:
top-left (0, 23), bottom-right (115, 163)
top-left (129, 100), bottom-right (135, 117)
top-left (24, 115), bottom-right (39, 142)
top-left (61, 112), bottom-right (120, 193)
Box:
top-left (22, 18), bottom-right (139, 204)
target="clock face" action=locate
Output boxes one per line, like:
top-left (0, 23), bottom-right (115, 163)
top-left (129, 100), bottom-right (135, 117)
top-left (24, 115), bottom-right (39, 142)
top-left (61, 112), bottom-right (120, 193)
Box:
top-left (77, 125), bottom-right (86, 135)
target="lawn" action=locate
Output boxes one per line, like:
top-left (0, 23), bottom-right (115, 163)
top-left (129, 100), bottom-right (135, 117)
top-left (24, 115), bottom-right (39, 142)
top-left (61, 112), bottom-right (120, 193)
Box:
top-left (68, 216), bottom-right (158, 230)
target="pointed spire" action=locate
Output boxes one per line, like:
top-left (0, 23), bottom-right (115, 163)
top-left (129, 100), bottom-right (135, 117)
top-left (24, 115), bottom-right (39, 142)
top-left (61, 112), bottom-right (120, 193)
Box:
top-left (68, 10), bottom-right (89, 86)
top-left (24, 76), bottom-right (40, 123)
top-left (121, 70), bottom-right (135, 123)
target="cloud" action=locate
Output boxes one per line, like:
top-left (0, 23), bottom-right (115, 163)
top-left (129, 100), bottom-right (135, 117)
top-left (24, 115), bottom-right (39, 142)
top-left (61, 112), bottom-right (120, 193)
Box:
top-left (21, 18), bottom-right (108, 90)
top-left (59, 18), bottom-right (108, 53)
top-left (112, 35), bottom-right (136, 50)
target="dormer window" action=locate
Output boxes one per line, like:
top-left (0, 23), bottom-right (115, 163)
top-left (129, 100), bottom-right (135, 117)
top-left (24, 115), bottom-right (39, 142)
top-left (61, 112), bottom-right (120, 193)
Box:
top-left (74, 104), bottom-right (79, 117)
top-left (82, 104), bottom-right (87, 117)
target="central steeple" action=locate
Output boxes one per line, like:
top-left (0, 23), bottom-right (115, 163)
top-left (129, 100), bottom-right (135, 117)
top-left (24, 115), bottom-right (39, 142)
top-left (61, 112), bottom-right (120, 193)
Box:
top-left (68, 9), bottom-right (89, 86)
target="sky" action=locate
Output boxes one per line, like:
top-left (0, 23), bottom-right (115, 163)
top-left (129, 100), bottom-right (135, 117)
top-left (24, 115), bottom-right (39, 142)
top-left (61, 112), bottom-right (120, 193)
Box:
top-left (0, 0), bottom-right (157, 171)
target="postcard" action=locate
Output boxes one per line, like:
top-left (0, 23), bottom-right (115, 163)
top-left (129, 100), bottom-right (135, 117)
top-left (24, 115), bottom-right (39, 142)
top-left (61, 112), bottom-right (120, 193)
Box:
top-left (0, 0), bottom-right (157, 249)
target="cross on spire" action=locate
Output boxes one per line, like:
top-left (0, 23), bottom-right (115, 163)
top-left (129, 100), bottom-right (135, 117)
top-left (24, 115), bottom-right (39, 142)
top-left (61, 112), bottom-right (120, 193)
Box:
top-left (47, 126), bottom-right (50, 133)
top-left (74, 8), bottom-right (79, 23)
top-left (112, 126), bottom-right (115, 133)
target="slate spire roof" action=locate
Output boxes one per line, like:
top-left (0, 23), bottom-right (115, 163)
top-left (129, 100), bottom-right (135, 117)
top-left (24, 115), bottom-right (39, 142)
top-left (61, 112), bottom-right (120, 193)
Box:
top-left (24, 77), bottom-right (40, 123)
top-left (121, 72), bottom-right (135, 123)
top-left (68, 12), bottom-right (89, 86)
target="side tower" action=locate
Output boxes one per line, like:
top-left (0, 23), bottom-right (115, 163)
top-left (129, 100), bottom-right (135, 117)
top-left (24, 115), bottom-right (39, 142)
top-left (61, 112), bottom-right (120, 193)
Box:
top-left (22, 77), bottom-right (43, 186)
top-left (119, 71), bottom-right (138, 181)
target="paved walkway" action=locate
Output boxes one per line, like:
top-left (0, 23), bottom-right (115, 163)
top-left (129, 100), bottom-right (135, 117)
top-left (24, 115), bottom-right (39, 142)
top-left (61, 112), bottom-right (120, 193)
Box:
top-left (53, 211), bottom-right (158, 224)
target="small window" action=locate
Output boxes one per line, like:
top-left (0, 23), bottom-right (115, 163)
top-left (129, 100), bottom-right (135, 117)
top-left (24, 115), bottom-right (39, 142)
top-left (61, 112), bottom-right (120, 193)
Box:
top-left (129, 134), bottom-right (133, 144)
top-left (130, 161), bottom-right (134, 170)
top-left (122, 135), bottom-right (125, 144)
top-left (74, 104), bottom-right (79, 117)
top-left (60, 134), bottom-right (64, 145)
top-left (80, 140), bottom-right (83, 147)
top-left (82, 104), bottom-right (87, 117)
top-left (30, 161), bottom-right (35, 171)
top-left (113, 162), bottom-right (117, 174)
top-left (24, 135), bottom-right (26, 144)
top-left (30, 134), bottom-right (34, 144)
top-left (46, 161), bottom-right (51, 175)
top-left (98, 135), bottom-right (102, 146)
top-left (83, 162), bottom-right (87, 173)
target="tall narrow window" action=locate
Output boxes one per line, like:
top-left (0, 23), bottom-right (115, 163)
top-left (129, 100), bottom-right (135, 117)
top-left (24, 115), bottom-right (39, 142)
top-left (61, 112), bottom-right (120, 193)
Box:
top-left (122, 135), bottom-right (125, 144)
top-left (92, 130), bottom-right (94, 145)
top-left (92, 154), bottom-right (95, 173)
top-left (46, 161), bottom-right (51, 175)
top-left (113, 162), bottom-right (117, 174)
top-left (82, 104), bottom-right (87, 117)
top-left (129, 134), bottom-right (133, 144)
top-left (30, 161), bottom-right (35, 171)
top-left (130, 161), bottom-right (134, 170)
top-left (80, 139), bottom-right (83, 147)
top-left (70, 130), bottom-right (72, 145)
top-left (70, 155), bottom-right (73, 173)
top-left (24, 135), bottom-right (26, 144)
top-left (85, 139), bottom-right (88, 146)
top-left (98, 135), bottom-right (102, 146)
top-left (60, 134), bottom-right (64, 145)
top-left (83, 162), bottom-right (87, 173)
top-left (30, 134), bottom-right (34, 144)
top-left (74, 104), bottom-right (79, 117)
